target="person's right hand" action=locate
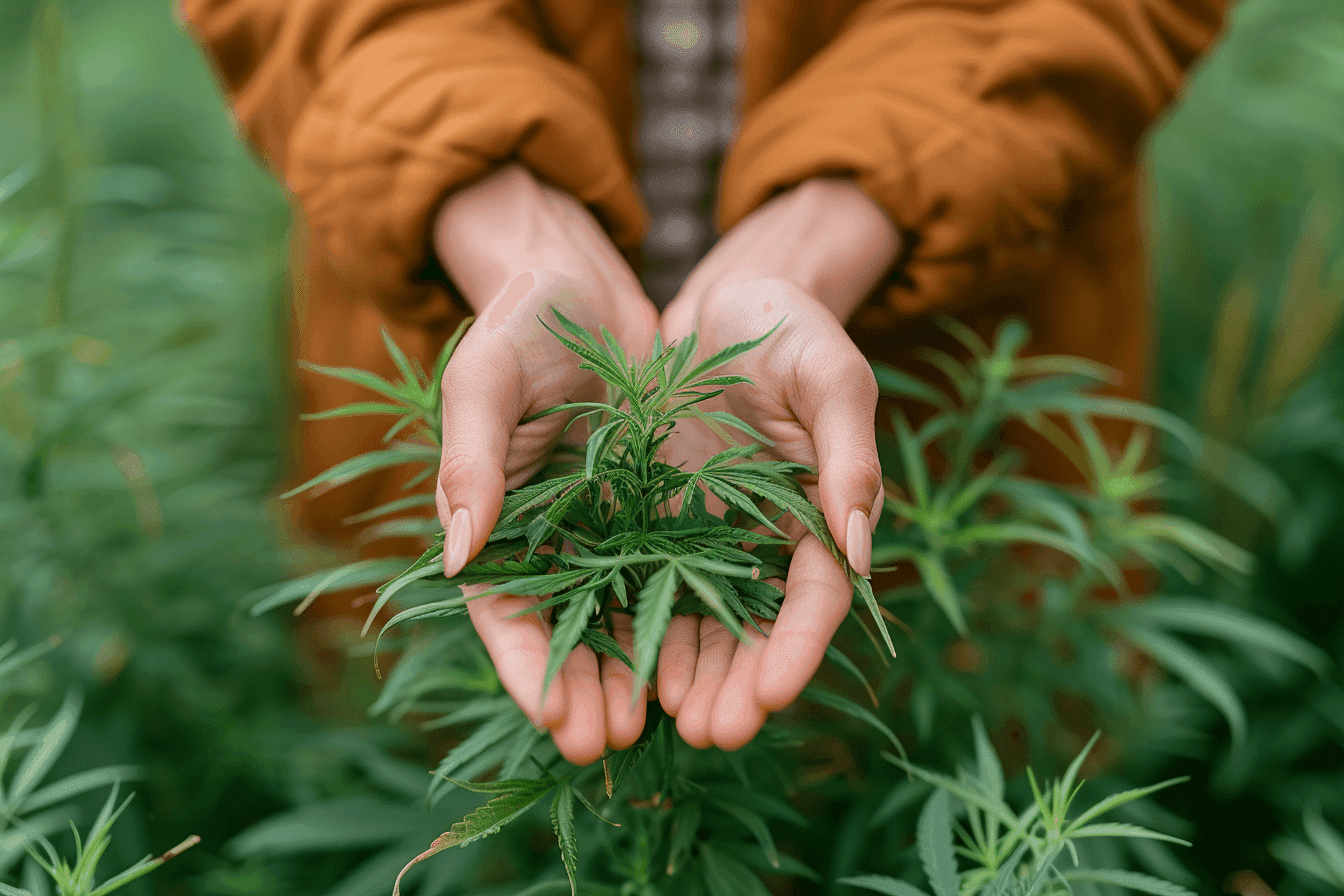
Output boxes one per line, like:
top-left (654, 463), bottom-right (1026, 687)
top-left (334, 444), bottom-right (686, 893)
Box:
top-left (432, 164), bottom-right (658, 766)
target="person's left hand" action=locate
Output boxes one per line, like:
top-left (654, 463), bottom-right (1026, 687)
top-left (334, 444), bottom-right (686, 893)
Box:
top-left (654, 178), bottom-right (902, 751)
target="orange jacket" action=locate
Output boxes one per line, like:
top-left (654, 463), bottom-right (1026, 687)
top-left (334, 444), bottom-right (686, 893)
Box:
top-left (182, 0), bottom-right (1225, 552)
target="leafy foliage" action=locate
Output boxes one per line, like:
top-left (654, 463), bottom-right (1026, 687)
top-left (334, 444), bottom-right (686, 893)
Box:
top-left (0, 644), bottom-right (195, 895)
top-left (282, 309), bottom-right (892, 697)
top-left (842, 723), bottom-right (1195, 896)
top-left (258, 309), bottom-right (1334, 895)
top-left (6, 0), bottom-right (1344, 894)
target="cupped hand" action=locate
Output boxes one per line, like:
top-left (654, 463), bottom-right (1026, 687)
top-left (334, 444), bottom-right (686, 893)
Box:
top-left (653, 178), bottom-right (901, 751)
top-left (432, 164), bottom-right (658, 765)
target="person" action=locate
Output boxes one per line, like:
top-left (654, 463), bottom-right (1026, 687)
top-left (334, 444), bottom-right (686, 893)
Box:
top-left (182, 0), bottom-right (1226, 766)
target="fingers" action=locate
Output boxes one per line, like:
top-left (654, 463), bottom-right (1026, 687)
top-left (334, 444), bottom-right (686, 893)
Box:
top-left (468, 586), bottom-right (631, 764)
top-left (551, 644), bottom-right (607, 766)
top-left (708, 620), bottom-right (772, 751)
top-left (465, 588), bottom-right (567, 730)
top-left (674, 617), bottom-right (739, 749)
top-left (657, 614), bottom-right (702, 717)
top-left (599, 614), bottom-right (647, 750)
top-left (795, 343), bottom-right (882, 577)
top-left (437, 304), bottom-right (526, 578)
top-left (755, 535), bottom-right (853, 711)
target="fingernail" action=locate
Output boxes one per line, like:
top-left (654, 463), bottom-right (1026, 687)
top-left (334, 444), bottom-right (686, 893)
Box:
top-left (445, 507), bottom-right (472, 577)
top-left (869, 484), bottom-right (885, 530)
top-left (847, 508), bottom-right (871, 578)
top-left (435, 478), bottom-right (451, 531)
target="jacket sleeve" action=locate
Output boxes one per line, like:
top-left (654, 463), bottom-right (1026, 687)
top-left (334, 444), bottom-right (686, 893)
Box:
top-left (180, 0), bottom-right (647, 324)
top-left (717, 0), bottom-right (1225, 319)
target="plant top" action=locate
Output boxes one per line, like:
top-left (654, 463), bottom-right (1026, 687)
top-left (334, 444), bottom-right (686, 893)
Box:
top-left (319, 310), bottom-right (889, 700)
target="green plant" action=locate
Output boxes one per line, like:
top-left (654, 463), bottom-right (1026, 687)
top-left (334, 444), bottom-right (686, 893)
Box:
top-left (281, 310), bottom-right (893, 698)
top-left (1271, 805), bottom-right (1344, 893)
top-left (15, 785), bottom-right (198, 896)
top-left (5, 0), bottom-right (1343, 893)
top-left (254, 311), bottom-right (1332, 895)
top-left (0, 641), bottom-right (196, 896)
top-left (842, 721), bottom-right (1196, 896)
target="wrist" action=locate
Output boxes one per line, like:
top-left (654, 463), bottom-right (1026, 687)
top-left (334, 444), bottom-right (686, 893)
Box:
top-left (433, 164), bottom-right (593, 311)
top-left (711, 178), bottom-right (901, 324)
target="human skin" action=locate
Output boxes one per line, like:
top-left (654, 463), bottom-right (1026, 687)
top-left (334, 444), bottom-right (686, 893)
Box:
top-left (433, 166), bottom-right (899, 762)
top-left (432, 163), bottom-right (659, 766)
top-left (655, 178), bottom-right (900, 750)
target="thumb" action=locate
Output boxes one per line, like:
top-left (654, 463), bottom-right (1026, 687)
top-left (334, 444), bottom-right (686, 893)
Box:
top-left (796, 345), bottom-right (882, 578)
top-left (437, 331), bottom-right (521, 578)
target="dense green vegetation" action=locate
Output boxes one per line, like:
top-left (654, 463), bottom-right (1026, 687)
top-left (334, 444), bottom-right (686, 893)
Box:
top-left (2, 0), bottom-right (1343, 894)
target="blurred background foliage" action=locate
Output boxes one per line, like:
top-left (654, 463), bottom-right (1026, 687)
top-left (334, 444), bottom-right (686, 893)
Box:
top-left (0, 0), bottom-right (1342, 893)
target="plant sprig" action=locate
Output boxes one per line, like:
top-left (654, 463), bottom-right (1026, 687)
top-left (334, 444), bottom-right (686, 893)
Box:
top-left (285, 309), bottom-right (891, 699)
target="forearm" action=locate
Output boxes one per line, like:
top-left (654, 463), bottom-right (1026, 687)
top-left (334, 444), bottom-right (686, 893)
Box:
top-left (433, 164), bottom-right (657, 354)
top-left (434, 166), bottom-right (632, 311)
top-left (698, 178), bottom-right (901, 325)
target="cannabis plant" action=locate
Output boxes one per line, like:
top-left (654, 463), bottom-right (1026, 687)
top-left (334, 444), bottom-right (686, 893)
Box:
top-left (843, 721), bottom-right (1197, 896)
top-left (281, 310), bottom-right (892, 696)
top-left (0, 640), bottom-right (197, 895)
top-left (250, 302), bottom-right (1344, 895)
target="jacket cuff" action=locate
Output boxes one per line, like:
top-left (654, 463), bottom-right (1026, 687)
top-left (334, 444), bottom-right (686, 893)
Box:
top-left (722, 90), bottom-right (1099, 323)
top-left (284, 34), bottom-right (648, 324)
top-left (715, 0), bottom-right (1187, 325)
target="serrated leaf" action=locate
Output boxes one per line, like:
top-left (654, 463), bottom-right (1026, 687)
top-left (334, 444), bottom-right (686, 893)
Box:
top-left (248, 558), bottom-right (412, 618)
top-left (380, 327), bottom-right (422, 390)
top-left (981, 840), bottom-right (1031, 896)
top-left (802, 687), bottom-right (904, 758)
top-left (825, 644), bottom-right (878, 707)
top-left (917, 789), bottom-right (958, 896)
top-left (699, 844), bottom-right (772, 896)
top-left (426, 707), bottom-right (531, 803)
top-left (884, 757), bottom-right (1020, 830)
top-left (297, 361), bottom-right (418, 407)
top-left (280, 445), bottom-right (438, 499)
top-left (633, 563), bottom-right (679, 690)
top-left (543, 590), bottom-right (599, 698)
top-left (871, 363), bottom-right (949, 408)
top-left (971, 717), bottom-right (1004, 801)
top-left (10, 691), bottom-right (80, 807)
top-left (712, 800), bottom-right (779, 868)
top-left (579, 627), bottom-right (632, 669)
top-left (1122, 626), bottom-right (1246, 742)
top-left (1065, 822), bottom-right (1190, 846)
top-left (300, 401), bottom-right (418, 422)
top-left (605, 715), bottom-right (660, 798)
top-left (1060, 869), bottom-right (1195, 896)
top-left (1057, 732), bottom-right (1100, 825)
top-left (677, 564), bottom-right (744, 641)
top-left (431, 316), bottom-right (475, 397)
top-left (394, 776), bottom-right (559, 895)
top-left (551, 785), bottom-right (579, 896)
top-left (839, 876), bottom-right (933, 896)
top-left (1112, 598), bottom-right (1330, 675)
top-left (343, 493), bottom-right (438, 525)
top-left (912, 553), bottom-right (966, 634)
top-left (666, 802), bottom-right (702, 875)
